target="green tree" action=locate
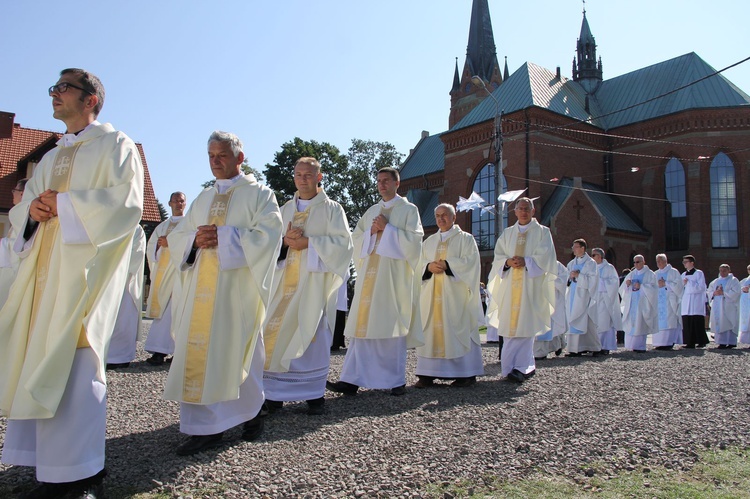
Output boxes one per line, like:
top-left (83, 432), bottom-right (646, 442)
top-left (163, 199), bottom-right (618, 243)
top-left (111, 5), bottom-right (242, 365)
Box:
top-left (201, 159), bottom-right (264, 189)
top-left (343, 139), bottom-right (404, 228)
top-left (263, 137), bottom-right (348, 207)
top-left (156, 199), bottom-right (169, 221)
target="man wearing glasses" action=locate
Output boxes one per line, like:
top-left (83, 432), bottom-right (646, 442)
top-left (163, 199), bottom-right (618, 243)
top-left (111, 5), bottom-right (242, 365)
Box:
top-left (566, 238), bottom-right (601, 356)
top-left (0, 69), bottom-right (143, 498)
top-left (591, 248), bottom-right (622, 355)
top-left (680, 255), bottom-right (709, 348)
top-left (619, 255), bottom-right (658, 352)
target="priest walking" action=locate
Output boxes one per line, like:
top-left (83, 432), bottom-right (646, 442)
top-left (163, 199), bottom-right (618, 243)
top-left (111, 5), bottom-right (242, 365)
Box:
top-left (652, 253), bottom-right (684, 350)
top-left (707, 264), bottom-right (741, 349)
top-left (164, 131), bottom-right (283, 455)
top-left (681, 255), bottom-right (709, 349)
top-left (565, 239), bottom-right (600, 356)
top-left (591, 248), bottom-right (621, 354)
top-left (619, 255), bottom-right (658, 352)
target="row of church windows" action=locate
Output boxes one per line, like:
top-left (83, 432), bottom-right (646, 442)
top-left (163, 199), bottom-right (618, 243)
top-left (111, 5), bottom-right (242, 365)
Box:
top-left (470, 152), bottom-right (739, 251)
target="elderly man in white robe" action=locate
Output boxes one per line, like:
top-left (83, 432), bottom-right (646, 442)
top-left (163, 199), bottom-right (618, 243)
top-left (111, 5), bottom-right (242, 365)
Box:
top-left (327, 167), bottom-right (424, 396)
top-left (534, 261), bottom-right (568, 360)
top-left (591, 248), bottom-right (621, 355)
top-left (707, 264), bottom-right (741, 349)
top-left (739, 265), bottom-right (750, 347)
top-left (566, 238), bottom-right (601, 356)
top-left (263, 157), bottom-right (352, 415)
top-left (414, 203), bottom-right (483, 388)
top-left (144, 191), bottom-right (187, 365)
top-left (619, 255), bottom-right (658, 352)
top-left (681, 255), bottom-right (709, 349)
top-left (487, 198), bottom-right (556, 383)
top-left (164, 131), bottom-right (282, 456)
top-left (0, 68), bottom-right (143, 498)
top-left (652, 253), bottom-right (684, 350)
top-left (107, 225), bottom-right (146, 369)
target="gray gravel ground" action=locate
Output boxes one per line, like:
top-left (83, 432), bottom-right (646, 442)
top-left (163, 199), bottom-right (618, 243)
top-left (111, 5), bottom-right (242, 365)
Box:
top-left (2, 321), bottom-right (749, 498)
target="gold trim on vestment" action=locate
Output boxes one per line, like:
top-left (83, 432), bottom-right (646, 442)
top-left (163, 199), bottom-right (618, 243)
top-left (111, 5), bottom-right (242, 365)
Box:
top-left (508, 233), bottom-right (527, 337)
top-left (355, 207), bottom-right (392, 338)
top-left (182, 191), bottom-right (233, 403)
top-left (263, 210), bottom-right (309, 369)
top-left (149, 220), bottom-right (179, 318)
top-left (429, 240), bottom-right (448, 357)
top-left (28, 144), bottom-right (84, 347)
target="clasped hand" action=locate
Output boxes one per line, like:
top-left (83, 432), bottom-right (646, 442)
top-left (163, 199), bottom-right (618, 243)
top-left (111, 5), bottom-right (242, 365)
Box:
top-left (29, 189), bottom-right (59, 222)
top-left (370, 215), bottom-right (387, 235)
top-left (428, 260), bottom-right (447, 274)
top-left (283, 222), bottom-right (308, 250)
top-left (194, 224), bottom-right (218, 249)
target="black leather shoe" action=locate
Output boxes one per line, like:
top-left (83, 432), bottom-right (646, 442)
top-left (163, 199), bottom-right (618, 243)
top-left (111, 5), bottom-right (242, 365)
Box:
top-left (414, 376), bottom-right (434, 388)
top-left (146, 353), bottom-right (166, 365)
top-left (306, 397), bottom-right (325, 415)
top-left (567, 352), bottom-right (581, 357)
top-left (326, 380), bottom-right (358, 396)
top-left (507, 369), bottom-right (525, 383)
top-left (242, 417), bottom-right (264, 441)
top-left (390, 385), bottom-right (406, 396)
top-left (451, 377), bottom-right (476, 387)
top-left (70, 481), bottom-right (105, 499)
top-left (106, 362), bottom-right (130, 370)
top-left (265, 399), bottom-right (284, 413)
top-left (176, 433), bottom-right (223, 456)
top-left (523, 369), bottom-right (535, 380)
top-left (555, 348), bottom-right (563, 356)
top-left (18, 482), bottom-right (72, 499)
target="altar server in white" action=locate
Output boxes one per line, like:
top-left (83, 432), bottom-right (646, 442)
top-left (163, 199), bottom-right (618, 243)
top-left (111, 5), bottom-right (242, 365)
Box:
top-left (533, 261), bottom-right (569, 359)
top-left (566, 239), bottom-right (600, 356)
top-left (327, 167), bottom-right (424, 396)
top-left (487, 198), bottom-right (556, 383)
top-left (144, 191), bottom-right (187, 365)
top-left (591, 248), bottom-right (622, 354)
top-left (0, 68), bottom-right (143, 498)
top-left (106, 224), bottom-right (146, 369)
top-left (414, 203), bottom-right (483, 388)
top-left (619, 255), bottom-right (658, 352)
top-left (739, 265), bottom-right (750, 346)
top-left (681, 255), bottom-right (709, 348)
top-left (164, 131), bottom-right (282, 456)
top-left (263, 157), bottom-right (352, 415)
top-left (707, 264), bottom-right (741, 349)
top-left (0, 178), bottom-right (28, 308)
top-left (652, 254), bottom-right (684, 350)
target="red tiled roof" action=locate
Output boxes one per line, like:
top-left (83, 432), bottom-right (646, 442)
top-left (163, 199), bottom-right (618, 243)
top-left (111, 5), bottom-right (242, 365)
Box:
top-left (0, 117), bottom-right (160, 223)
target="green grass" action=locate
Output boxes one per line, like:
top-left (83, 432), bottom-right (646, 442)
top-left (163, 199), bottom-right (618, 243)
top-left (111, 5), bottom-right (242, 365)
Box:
top-left (424, 447), bottom-right (750, 498)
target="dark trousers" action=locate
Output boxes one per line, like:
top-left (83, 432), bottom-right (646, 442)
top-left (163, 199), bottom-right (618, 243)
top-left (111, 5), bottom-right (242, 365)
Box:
top-left (682, 315), bottom-right (708, 346)
top-left (332, 310), bottom-right (347, 348)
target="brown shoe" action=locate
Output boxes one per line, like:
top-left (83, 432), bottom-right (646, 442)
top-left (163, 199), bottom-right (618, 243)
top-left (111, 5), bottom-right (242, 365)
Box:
top-left (413, 376), bottom-right (434, 389)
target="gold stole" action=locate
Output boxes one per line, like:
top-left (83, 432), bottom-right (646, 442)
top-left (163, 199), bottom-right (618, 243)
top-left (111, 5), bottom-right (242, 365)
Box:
top-left (429, 239), bottom-right (449, 357)
top-left (182, 191), bottom-right (233, 403)
top-left (508, 231), bottom-right (527, 337)
top-left (149, 219), bottom-right (180, 317)
top-left (28, 144), bottom-right (82, 346)
top-left (263, 210), bottom-right (309, 369)
top-left (355, 207), bottom-right (392, 338)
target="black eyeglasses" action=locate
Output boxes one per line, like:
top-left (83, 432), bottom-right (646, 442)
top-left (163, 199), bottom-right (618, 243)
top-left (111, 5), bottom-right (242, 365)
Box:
top-left (48, 82), bottom-right (92, 96)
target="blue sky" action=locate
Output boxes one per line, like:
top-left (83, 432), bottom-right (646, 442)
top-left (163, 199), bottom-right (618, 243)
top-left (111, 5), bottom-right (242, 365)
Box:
top-left (2, 0), bottom-right (748, 208)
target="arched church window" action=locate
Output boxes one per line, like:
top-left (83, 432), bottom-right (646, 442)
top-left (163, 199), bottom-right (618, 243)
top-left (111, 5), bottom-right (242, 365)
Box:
top-left (710, 152), bottom-right (738, 248)
top-left (470, 163), bottom-right (507, 250)
top-left (664, 157), bottom-right (688, 250)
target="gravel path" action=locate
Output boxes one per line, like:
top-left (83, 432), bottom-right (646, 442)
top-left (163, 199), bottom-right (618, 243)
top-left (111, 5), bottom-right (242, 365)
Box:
top-left (2, 321), bottom-right (749, 498)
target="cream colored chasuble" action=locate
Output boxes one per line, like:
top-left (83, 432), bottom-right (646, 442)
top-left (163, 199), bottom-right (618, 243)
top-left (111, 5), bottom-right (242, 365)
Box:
top-left (263, 210), bottom-right (309, 369)
top-left (427, 240), bottom-right (449, 357)
top-left (148, 219), bottom-right (180, 318)
top-left (354, 206), bottom-right (392, 338)
top-left (182, 191), bottom-right (233, 403)
top-left (508, 230), bottom-right (527, 337)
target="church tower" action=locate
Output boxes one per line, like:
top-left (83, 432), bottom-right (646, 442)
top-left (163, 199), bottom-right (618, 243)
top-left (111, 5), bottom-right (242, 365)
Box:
top-left (572, 7), bottom-right (603, 93)
top-left (449, 0), bottom-right (503, 128)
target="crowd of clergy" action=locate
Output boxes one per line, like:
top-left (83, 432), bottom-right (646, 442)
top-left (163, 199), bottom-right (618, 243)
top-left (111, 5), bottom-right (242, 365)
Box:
top-left (1, 67), bottom-right (749, 499)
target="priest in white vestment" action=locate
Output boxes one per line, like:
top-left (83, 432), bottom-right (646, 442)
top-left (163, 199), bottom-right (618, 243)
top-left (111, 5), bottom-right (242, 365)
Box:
top-left (619, 255), bottom-right (658, 352)
top-left (326, 167), bottom-right (424, 396)
top-left (739, 265), bottom-right (750, 346)
top-left (107, 224), bottom-right (146, 368)
top-left (707, 264), bottom-right (741, 349)
top-left (680, 255), bottom-right (709, 348)
top-left (565, 239), bottom-right (601, 356)
top-left (144, 191), bottom-right (186, 365)
top-left (164, 131), bottom-right (283, 456)
top-left (533, 261), bottom-right (569, 359)
top-left (414, 204), bottom-right (483, 388)
top-left (0, 178), bottom-right (27, 308)
top-left (487, 198), bottom-right (556, 383)
top-left (0, 69), bottom-right (143, 497)
top-left (263, 157), bottom-right (353, 415)
top-left (590, 248), bottom-right (622, 354)
top-left (652, 254), bottom-right (684, 350)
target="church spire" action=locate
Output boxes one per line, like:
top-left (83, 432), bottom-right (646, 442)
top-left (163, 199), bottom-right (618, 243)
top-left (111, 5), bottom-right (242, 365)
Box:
top-left (451, 57), bottom-right (461, 94)
top-left (466, 0), bottom-right (500, 82)
top-left (503, 56), bottom-right (510, 80)
top-left (572, 5), bottom-right (603, 92)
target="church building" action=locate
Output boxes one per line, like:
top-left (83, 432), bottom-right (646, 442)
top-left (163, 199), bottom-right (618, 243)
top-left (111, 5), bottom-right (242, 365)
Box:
top-left (398, 0), bottom-right (750, 279)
